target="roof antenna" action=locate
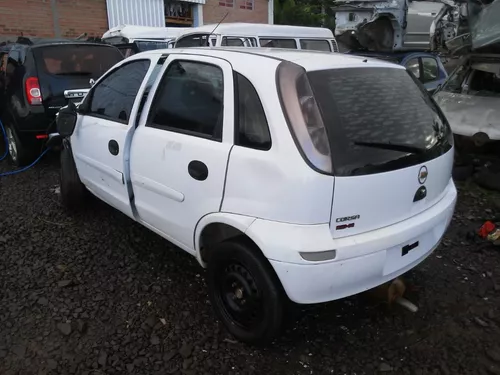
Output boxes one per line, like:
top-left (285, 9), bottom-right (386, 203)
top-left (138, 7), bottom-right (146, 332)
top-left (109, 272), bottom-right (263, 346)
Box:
top-left (207, 11), bottom-right (229, 46)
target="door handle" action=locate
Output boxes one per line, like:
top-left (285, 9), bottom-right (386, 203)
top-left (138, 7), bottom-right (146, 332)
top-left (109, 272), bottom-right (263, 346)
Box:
top-left (108, 140), bottom-right (119, 156)
top-left (188, 160), bottom-right (208, 181)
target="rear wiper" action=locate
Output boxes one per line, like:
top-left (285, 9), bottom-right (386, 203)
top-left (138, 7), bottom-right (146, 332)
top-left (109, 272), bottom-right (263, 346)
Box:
top-left (55, 72), bottom-right (92, 76)
top-left (353, 141), bottom-right (426, 154)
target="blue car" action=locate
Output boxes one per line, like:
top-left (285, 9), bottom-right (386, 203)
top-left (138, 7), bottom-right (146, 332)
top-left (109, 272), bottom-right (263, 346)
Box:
top-left (346, 51), bottom-right (448, 93)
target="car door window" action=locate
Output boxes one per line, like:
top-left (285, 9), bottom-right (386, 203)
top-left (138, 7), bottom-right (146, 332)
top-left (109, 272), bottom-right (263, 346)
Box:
top-left (421, 57), bottom-right (439, 83)
top-left (406, 58), bottom-right (421, 79)
top-left (87, 60), bottom-right (150, 124)
top-left (236, 72), bottom-right (271, 150)
top-left (147, 60), bottom-right (224, 140)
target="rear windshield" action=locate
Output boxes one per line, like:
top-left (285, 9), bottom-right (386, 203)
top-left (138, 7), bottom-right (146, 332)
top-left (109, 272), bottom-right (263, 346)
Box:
top-left (136, 41), bottom-right (168, 52)
top-left (307, 67), bottom-right (452, 176)
top-left (33, 44), bottom-right (123, 78)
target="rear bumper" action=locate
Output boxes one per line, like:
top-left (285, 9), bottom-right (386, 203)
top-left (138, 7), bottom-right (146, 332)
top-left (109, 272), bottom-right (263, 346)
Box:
top-left (246, 179), bottom-right (457, 304)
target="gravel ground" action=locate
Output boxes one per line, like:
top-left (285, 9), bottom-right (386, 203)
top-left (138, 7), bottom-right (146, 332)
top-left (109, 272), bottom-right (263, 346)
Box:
top-left (2, 151), bottom-right (500, 375)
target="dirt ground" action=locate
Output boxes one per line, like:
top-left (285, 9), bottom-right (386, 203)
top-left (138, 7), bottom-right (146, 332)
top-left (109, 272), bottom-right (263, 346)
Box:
top-left (1, 152), bottom-right (500, 375)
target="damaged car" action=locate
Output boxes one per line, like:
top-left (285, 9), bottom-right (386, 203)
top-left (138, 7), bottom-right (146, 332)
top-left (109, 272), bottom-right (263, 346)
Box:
top-left (432, 0), bottom-right (500, 146)
top-left (333, 0), bottom-right (498, 55)
top-left (433, 54), bottom-right (500, 146)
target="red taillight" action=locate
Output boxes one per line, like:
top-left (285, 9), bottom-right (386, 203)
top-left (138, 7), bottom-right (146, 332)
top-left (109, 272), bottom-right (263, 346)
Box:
top-left (36, 134), bottom-right (48, 139)
top-left (25, 77), bottom-right (42, 105)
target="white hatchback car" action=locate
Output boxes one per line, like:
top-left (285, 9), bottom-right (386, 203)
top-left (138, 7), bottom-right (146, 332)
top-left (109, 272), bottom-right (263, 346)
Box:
top-left (55, 47), bottom-right (457, 343)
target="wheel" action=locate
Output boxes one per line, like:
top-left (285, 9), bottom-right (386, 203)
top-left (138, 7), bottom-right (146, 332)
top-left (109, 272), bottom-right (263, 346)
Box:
top-left (5, 125), bottom-right (35, 167)
top-left (207, 237), bottom-right (285, 344)
top-left (60, 145), bottom-right (86, 211)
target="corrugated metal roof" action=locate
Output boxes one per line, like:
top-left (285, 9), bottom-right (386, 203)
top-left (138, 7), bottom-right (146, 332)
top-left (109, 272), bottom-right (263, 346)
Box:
top-left (106, 0), bottom-right (166, 28)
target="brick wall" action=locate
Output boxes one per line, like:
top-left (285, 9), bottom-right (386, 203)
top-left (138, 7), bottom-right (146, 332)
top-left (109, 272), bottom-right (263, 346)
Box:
top-left (0, 0), bottom-right (108, 42)
top-left (203, 0), bottom-right (268, 25)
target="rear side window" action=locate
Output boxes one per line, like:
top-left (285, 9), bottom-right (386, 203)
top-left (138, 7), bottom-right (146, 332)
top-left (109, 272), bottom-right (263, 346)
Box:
top-left (175, 34), bottom-right (210, 47)
top-left (222, 37), bottom-right (258, 47)
top-left (306, 67), bottom-right (452, 176)
top-left (87, 60), bottom-right (150, 124)
top-left (260, 39), bottom-right (297, 49)
top-left (147, 60), bottom-right (224, 140)
top-left (235, 72), bottom-right (271, 150)
top-left (33, 44), bottom-right (123, 78)
top-left (300, 39), bottom-right (331, 52)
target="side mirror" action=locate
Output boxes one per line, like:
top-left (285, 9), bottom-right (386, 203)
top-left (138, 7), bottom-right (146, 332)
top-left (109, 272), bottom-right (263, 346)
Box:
top-left (89, 78), bottom-right (95, 87)
top-left (56, 103), bottom-right (78, 137)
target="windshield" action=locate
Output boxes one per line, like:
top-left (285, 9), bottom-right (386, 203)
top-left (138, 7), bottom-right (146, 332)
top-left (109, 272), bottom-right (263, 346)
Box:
top-left (307, 67), bottom-right (452, 176)
top-left (441, 63), bottom-right (469, 93)
top-left (34, 44), bottom-right (123, 78)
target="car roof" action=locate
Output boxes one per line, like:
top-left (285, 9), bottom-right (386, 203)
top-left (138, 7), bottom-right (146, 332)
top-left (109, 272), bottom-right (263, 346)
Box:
top-left (103, 24), bottom-right (190, 40)
top-left (0, 38), bottom-right (112, 50)
top-left (348, 50), bottom-right (439, 59)
top-left (176, 23), bottom-right (334, 39)
top-left (135, 47), bottom-right (405, 71)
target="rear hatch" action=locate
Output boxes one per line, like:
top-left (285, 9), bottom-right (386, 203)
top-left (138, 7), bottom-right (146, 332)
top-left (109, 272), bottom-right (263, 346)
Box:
top-left (32, 43), bottom-right (123, 117)
top-left (306, 66), bottom-right (454, 238)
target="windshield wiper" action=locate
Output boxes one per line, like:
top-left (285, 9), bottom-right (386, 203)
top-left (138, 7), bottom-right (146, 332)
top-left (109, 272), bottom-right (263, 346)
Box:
top-left (353, 141), bottom-right (426, 154)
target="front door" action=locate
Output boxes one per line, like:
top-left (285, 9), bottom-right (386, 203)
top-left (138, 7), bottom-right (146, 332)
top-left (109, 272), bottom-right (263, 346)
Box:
top-left (71, 58), bottom-right (154, 218)
top-left (130, 54), bottom-right (234, 251)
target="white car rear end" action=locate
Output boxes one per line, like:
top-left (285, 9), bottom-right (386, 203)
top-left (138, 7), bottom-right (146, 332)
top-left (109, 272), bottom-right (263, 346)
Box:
top-left (222, 51), bottom-right (457, 304)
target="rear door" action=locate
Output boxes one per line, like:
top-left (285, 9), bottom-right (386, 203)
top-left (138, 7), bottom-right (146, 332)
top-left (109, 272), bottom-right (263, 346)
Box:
top-left (32, 44), bottom-right (123, 117)
top-left (71, 57), bottom-right (162, 217)
top-left (130, 54), bottom-right (233, 251)
top-left (306, 66), bottom-right (454, 239)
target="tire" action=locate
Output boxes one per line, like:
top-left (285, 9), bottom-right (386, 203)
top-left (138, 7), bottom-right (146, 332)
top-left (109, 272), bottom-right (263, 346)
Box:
top-left (5, 125), bottom-right (35, 167)
top-left (60, 145), bottom-right (86, 211)
top-left (207, 237), bottom-right (285, 344)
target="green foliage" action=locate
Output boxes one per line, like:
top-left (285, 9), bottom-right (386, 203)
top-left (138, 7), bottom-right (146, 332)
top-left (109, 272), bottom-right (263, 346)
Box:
top-left (274, 0), bottom-right (336, 30)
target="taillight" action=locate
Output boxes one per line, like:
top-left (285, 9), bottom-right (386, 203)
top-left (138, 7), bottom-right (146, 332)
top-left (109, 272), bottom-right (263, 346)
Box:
top-left (25, 77), bottom-right (42, 105)
top-left (277, 61), bottom-right (332, 174)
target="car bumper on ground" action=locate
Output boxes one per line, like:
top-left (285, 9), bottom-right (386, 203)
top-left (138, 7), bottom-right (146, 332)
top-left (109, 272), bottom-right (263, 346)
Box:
top-left (246, 179), bottom-right (457, 304)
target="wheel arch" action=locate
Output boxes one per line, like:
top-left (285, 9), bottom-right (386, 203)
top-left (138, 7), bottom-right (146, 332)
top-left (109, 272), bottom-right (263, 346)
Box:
top-left (194, 213), bottom-right (261, 268)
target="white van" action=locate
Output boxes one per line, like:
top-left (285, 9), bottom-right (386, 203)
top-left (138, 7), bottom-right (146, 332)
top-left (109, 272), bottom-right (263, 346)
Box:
top-left (102, 24), bottom-right (190, 57)
top-left (174, 23), bottom-right (339, 52)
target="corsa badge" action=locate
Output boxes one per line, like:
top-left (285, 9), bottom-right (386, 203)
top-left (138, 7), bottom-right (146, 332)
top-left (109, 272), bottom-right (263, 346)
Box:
top-left (418, 166), bottom-right (428, 185)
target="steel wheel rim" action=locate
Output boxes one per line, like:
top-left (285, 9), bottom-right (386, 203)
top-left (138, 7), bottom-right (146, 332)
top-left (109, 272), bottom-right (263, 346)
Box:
top-left (215, 261), bottom-right (264, 330)
top-left (5, 127), bottom-right (17, 162)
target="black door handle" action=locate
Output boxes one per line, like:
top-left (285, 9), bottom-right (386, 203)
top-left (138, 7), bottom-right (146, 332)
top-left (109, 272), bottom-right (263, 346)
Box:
top-left (108, 140), bottom-right (119, 156)
top-left (188, 160), bottom-right (208, 181)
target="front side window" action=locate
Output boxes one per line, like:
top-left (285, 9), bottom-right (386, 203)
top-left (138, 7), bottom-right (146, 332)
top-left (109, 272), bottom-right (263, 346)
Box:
top-left (300, 39), bottom-right (331, 52)
top-left (406, 58), bottom-right (421, 79)
top-left (147, 60), bottom-right (224, 140)
top-left (87, 60), bottom-right (150, 124)
top-left (260, 39), bottom-right (297, 49)
top-left (421, 57), bottom-right (439, 82)
top-left (236, 72), bottom-right (271, 150)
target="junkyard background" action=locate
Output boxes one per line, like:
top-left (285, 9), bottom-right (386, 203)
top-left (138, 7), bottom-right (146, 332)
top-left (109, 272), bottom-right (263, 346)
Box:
top-left (2, 0), bottom-right (500, 374)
